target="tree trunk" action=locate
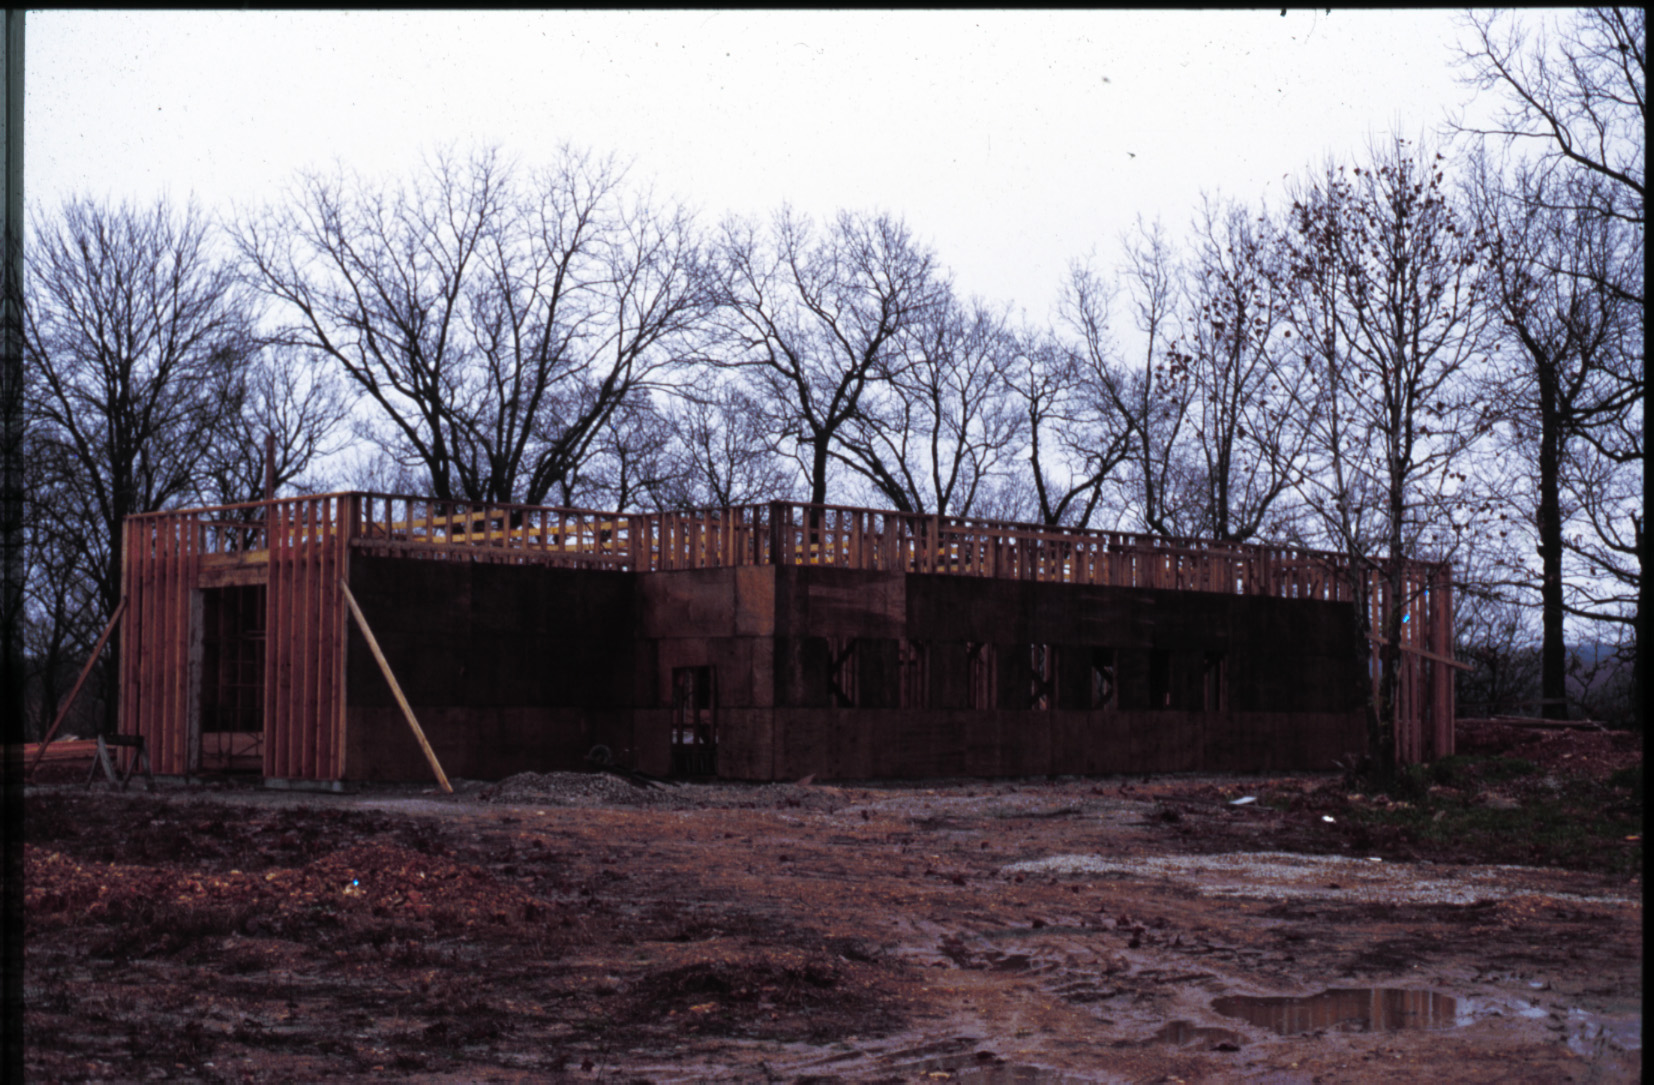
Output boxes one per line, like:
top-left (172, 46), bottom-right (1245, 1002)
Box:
top-left (1349, 564), bottom-right (1383, 775)
top-left (1536, 361), bottom-right (1568, 719)
top-left (1637, 524), bottom-right (1647, 731)
top-left (1375, 562), bottom-right (1403, 777)
top-left (1374, 456), bottom-right (1409, 781)
top-left (808, 437), bottom-right (830, 507)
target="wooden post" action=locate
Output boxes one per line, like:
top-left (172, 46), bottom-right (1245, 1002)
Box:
top-left (27, 598), bottom-right (127, 778)
top-left (338, 579), bottom-right (452, 794)
top-left (1440, 565), bottom-right (1456, 755)
top-left (768, 502), bottom-right (786, 566)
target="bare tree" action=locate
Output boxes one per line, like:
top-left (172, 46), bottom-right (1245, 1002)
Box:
top-left (712, 207), bottom-right (945, 507)
top-left (1455, 8), bottom-right (1644, 236)
top-left (835, 291), bottom-right (1024, 516)
top-left (1053, 222), bottom-right (1194, 535)
top-left (1168, 195), bottom-right (1308, 542)
top-left (1465, 151), bottom-right (1641, 718)
top-left (1276, 138), bottom-right (1497, 773)
top-left (24, 196), bottom-right (254, 732)
top-left (564, 392), bottom-right (684, 512)
top-left (1454, 582), bottom-right (1543, 719)
top-left (19, 432), bottom-right (103, 740)
top-left (1003, 326), bottom-right (1129, 529)
top-left (664, 383), bottom-right (798, 509)
top-left (234, 144), bottom-right (709, 506)
top-left (1455, 6), bottom-right (1645, 721)
top-left (1564, 421), bottom-right (1644, 626)
top-left (198, 346), bottom-right (351, 509)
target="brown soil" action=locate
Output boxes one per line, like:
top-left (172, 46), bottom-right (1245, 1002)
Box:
top-left (24, 726), bottom-right (1642, 1083)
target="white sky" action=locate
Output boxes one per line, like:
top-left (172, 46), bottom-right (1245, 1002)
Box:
top-left (28, 8), bottom-right (1509, 322)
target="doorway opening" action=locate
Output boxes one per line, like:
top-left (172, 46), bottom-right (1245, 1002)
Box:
top-left (199, 584), bottom-right (266, 774)
top-left (671, 666), bottom-right (717, 777)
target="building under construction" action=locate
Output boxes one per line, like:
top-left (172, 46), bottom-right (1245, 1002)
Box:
top-left (114, 494), bottom-right (1457, 786)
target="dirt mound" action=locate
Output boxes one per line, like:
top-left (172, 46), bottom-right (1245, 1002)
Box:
top-left (1455, 718), bottom-right (1642, 778)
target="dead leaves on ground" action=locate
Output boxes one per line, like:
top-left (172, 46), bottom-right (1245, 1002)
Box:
top-left (25, 841), bottom-right (550, 936)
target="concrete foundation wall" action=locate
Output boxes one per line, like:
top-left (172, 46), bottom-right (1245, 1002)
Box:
top-left (335, 557), bottom-right (1365, 783)
top-left (761, 709), bottom-right (1364, 780)
top-left (341, 555), bottom-right (639, 781)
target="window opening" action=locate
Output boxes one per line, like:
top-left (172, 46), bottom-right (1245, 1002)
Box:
top-left (1203, 651), bottom-right (1227, 711)
top-left (1089, 647), bottom-right (1117, 710)
top-left (1028, 643), bottom-right (1055, 710)
top-left (965, 641), bottom-right (997, 710)
top-left (899, 640), bottom-right (929, 709)
top-left (1149, 649), bottom-right (1173, 710)
top-left (827, 637), bottom-right (857, 707)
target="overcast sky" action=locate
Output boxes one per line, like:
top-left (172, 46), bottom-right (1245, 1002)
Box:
top-left (30, 9), bottom-right (1505, 320)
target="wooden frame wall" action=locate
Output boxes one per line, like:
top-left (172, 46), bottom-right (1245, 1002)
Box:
top-left (122, 494), bottom-right (354, 781)
top-left (263, 494), bottom-right (352, 779)
top-left (122, 492), bottom-right (1458, 778)
top-left (119, 511), bottom-right (202, 775)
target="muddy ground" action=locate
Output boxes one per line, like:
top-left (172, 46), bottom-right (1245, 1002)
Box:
top-left (24, 722), bottom-right (1642, 1083)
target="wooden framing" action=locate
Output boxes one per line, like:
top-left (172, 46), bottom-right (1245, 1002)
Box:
top-left (26, 597), bottom-right (127, 778)
top-left (118, 492), bottom-right (1458, 783)
top-left (263, 494), bottom-right (351, 780)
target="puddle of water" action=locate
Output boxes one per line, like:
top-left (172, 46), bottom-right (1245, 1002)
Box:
top-left (1150, 1020), bottom-right (1246, 1048)
top-left (934, 1066), bottom-right (1083, 1084)
top-left (1213, 988), bottom-right (1457, 1034)
top-left (1457, 994), bottom-right (1642, 1055)
top-left (892, 1051), bottom-right (1090, 1083)
top-left (1562, 1007), bottom-right (1643, 1056)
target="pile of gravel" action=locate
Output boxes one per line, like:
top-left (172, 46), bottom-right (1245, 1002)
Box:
top-left (478, 771), bottom-right (669, 806)
top-left (475, 772), bottom-right (865, 813)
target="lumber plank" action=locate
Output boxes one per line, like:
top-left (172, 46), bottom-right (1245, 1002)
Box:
top-left (338, 578), bottom-right (453, 794)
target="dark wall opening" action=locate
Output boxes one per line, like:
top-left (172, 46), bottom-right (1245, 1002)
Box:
top-left (967, 641), bottom-right (996, 709)
top-left (199, 584), bottom-right (266, 773)
top-left (899, 640), bottom-right (929, 708)
top-left (1203, 651), bottom-right (1227, 711)
top-left (1149, 649), bottom-right (1172, 710)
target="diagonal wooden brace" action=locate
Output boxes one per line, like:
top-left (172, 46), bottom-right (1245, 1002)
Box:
top-left (338, 579), bottom-right (453, 794)
top-left (29, 598), bottom-right (128, 780)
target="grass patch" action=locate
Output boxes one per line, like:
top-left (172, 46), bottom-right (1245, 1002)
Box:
top-left (1396, 754), bottom-right (1537, 794)
top-left (1347, 762), bottom-right (1641, 876)
top-left (1607, 764), bottom-right (1642, 800)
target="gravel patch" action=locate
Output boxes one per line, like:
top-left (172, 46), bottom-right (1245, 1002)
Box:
top-left (1001, 851), bottom-right (1641, 907)
top-left (474, 772), bottom-right (856, 812)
